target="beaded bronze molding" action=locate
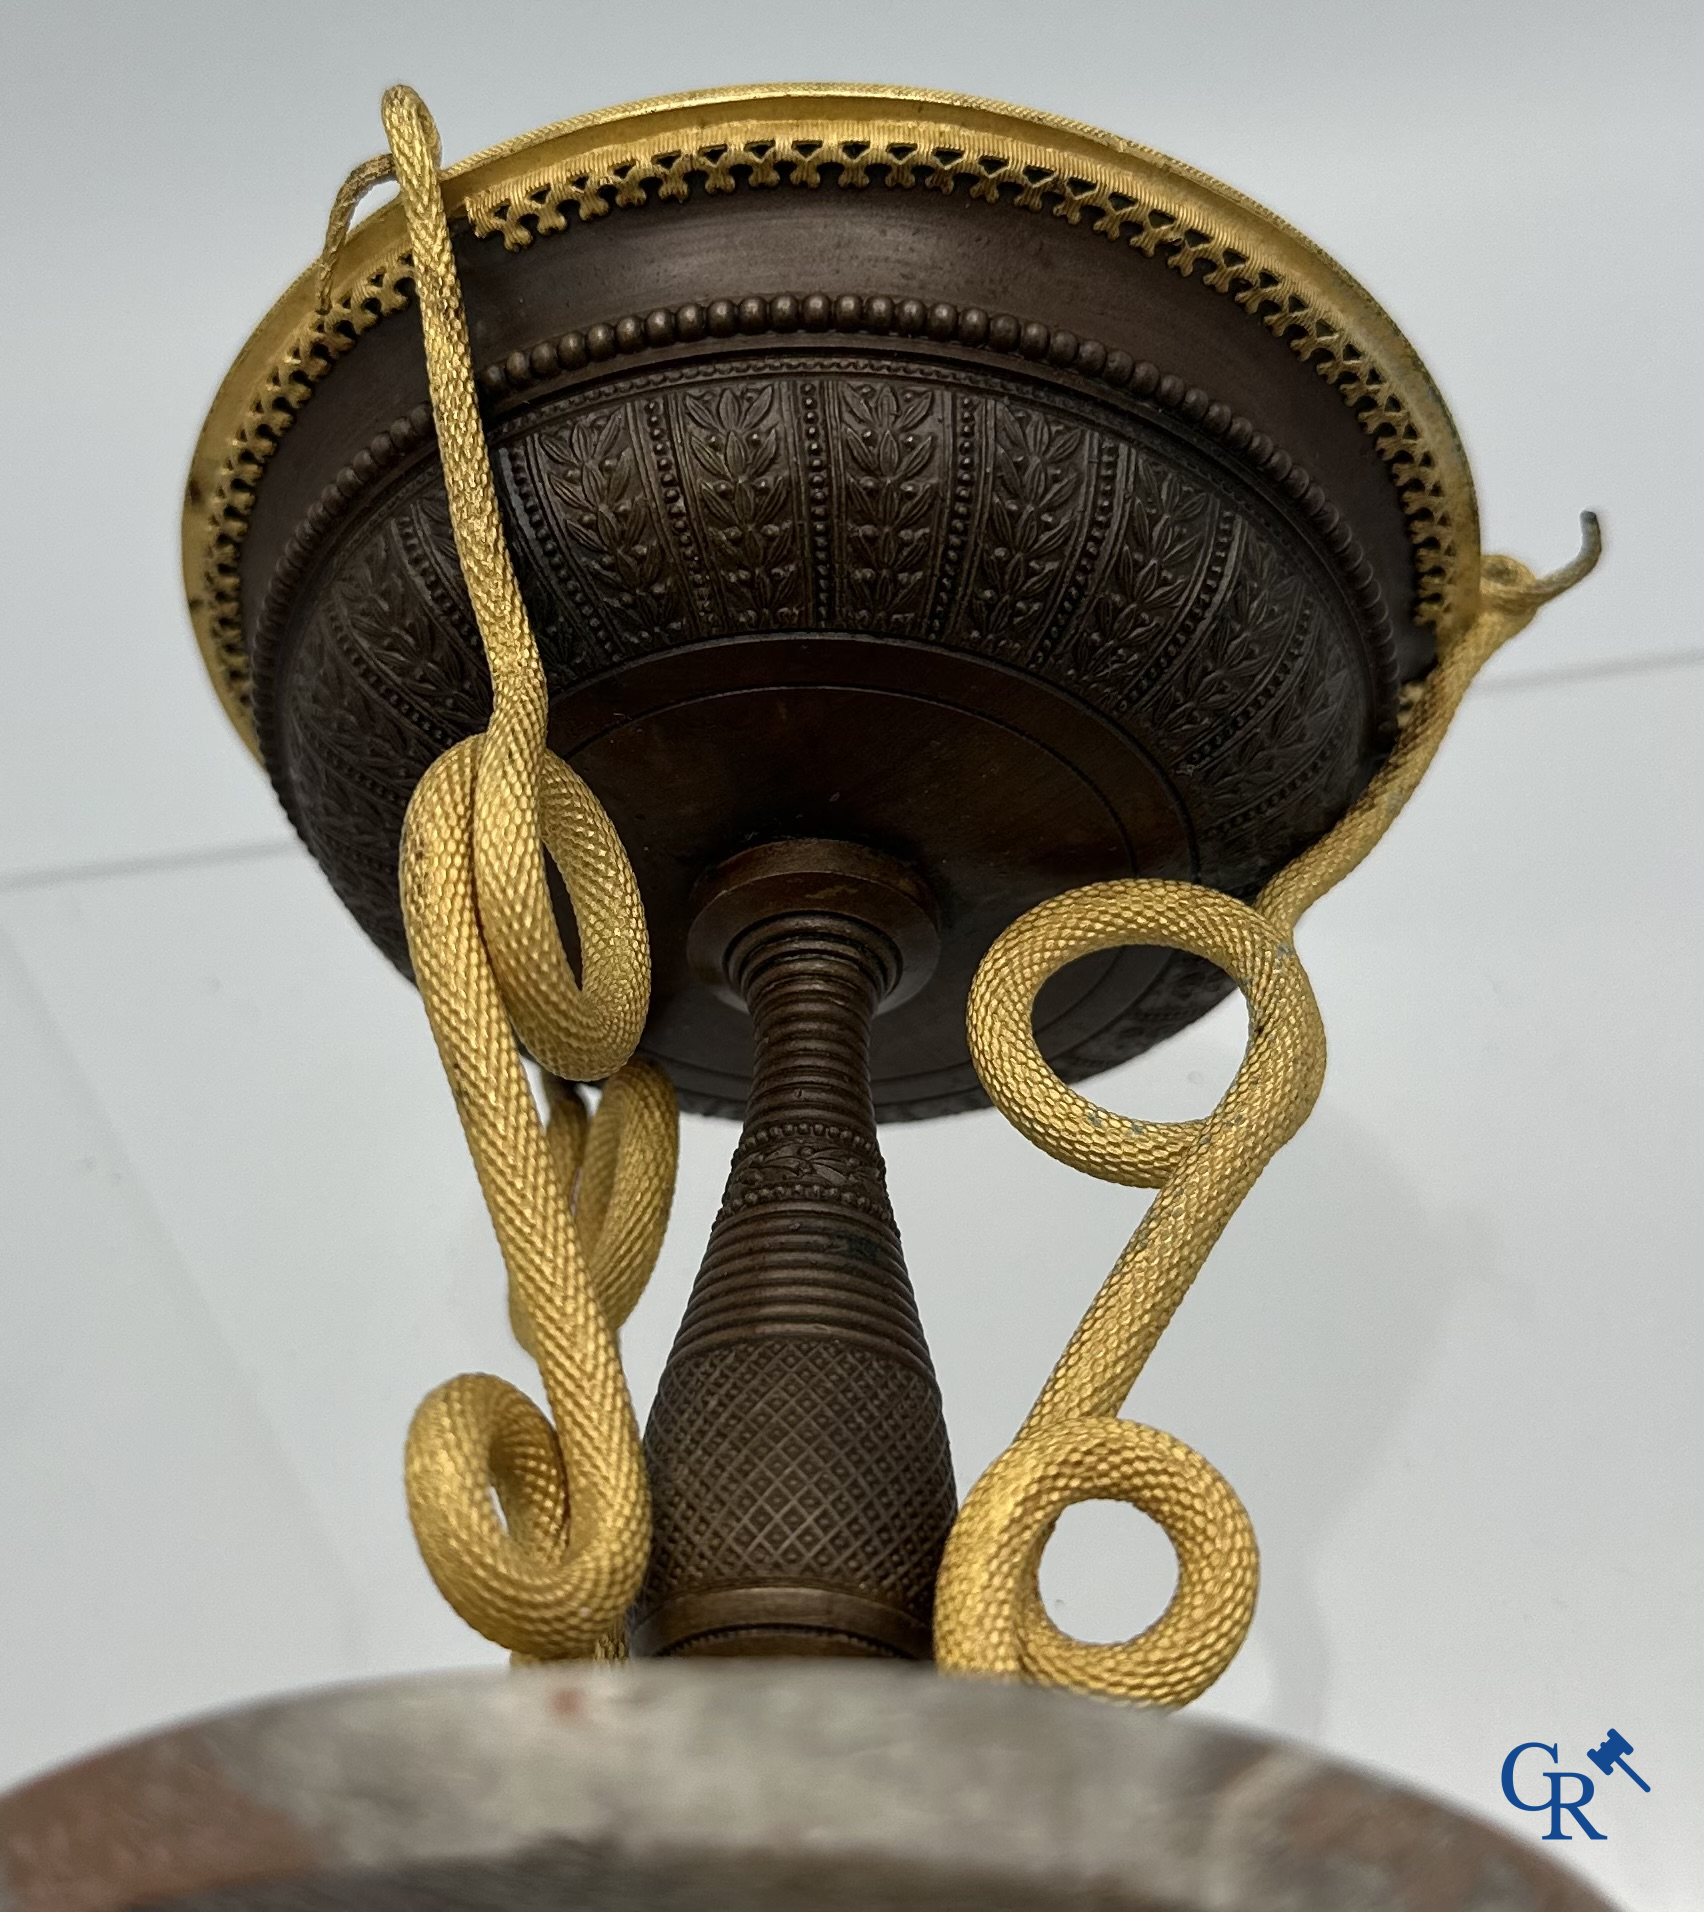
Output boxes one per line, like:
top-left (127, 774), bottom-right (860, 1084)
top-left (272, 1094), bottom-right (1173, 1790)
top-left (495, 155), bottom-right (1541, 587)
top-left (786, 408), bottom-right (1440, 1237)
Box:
top-left (469, 126), bottom-right (1468, 623)
top-left (251, 287), bottom-right (1397, 731)
top-left (184, 86), bottom-right (1479, 754)
top-left (187, 258), bottom-right (414, 732)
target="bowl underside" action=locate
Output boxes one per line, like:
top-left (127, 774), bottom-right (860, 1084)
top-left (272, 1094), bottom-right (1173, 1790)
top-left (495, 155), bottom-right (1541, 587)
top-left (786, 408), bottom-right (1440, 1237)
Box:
top-left (186, 88), bottom-right (1479, 1116)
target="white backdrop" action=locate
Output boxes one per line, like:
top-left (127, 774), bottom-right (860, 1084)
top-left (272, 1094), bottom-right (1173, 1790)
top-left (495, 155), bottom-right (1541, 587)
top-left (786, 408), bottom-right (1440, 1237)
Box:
top-left (1, 5), bottom-right (1699, 1907)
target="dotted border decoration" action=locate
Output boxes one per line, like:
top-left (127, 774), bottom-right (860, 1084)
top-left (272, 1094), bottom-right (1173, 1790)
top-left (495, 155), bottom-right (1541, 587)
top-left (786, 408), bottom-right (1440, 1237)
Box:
top-left (193, 260), bottom-right (414, 729)
top-left (469, 132), bottom-right (1465, 633)
top-left (191, 126), bottom-right (1472, 747)
top-left (252, 289), bottom-right (1397, 745)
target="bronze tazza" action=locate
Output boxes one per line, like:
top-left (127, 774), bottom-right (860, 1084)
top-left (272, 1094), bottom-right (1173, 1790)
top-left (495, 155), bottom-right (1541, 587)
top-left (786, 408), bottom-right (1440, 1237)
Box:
top-left (185, 87), bottom-right (1478, 1661)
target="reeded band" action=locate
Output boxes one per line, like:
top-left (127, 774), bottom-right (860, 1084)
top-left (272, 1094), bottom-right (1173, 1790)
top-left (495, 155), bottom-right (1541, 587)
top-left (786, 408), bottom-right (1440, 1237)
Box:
top-left (631, 1583), bottom-right (935, 1660)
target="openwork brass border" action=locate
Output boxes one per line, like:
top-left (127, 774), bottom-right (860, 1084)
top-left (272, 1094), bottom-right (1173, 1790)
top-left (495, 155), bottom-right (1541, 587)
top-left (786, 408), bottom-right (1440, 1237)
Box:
top-left (186, 259), bottom-right (415, 746)
top-left (184, 85), bottom-right (1480, 754)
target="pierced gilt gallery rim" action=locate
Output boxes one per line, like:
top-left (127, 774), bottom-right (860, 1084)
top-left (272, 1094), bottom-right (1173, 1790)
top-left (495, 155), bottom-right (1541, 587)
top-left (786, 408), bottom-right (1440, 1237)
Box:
top-left (181, 82), bottom-right (1480, 755)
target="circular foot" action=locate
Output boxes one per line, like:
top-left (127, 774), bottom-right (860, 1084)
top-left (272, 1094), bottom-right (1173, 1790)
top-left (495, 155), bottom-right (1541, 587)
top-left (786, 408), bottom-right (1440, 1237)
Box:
top-left (0, 1667), bottom-right (1619, 1911)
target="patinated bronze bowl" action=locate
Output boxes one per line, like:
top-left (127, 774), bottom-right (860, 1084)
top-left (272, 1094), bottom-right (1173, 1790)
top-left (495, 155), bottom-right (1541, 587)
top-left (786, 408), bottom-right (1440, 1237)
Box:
top-left (186, 84), bottom-right (1473, 1122)
top-left (184, 85), bottom-right (1492, 1665)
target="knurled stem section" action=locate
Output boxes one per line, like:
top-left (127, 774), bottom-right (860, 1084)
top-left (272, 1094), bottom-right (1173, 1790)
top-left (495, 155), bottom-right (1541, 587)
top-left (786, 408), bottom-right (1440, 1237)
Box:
top-left (633, 909), bottom-right (958, 1660)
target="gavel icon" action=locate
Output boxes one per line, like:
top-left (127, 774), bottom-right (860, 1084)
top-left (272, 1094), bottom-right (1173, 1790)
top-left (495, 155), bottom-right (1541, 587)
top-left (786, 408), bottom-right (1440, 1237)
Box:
top-left (1586, 1729), bottom-right (1650, 1791)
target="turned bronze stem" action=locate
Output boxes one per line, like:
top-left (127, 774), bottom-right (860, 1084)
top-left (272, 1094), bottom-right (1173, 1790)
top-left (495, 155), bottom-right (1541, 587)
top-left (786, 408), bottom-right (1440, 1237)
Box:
top-left (631, 842), bottom-right (957, 1659)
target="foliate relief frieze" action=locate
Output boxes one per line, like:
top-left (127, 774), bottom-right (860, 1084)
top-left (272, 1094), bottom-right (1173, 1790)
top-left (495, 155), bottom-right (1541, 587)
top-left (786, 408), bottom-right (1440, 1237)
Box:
top-left (277, 354), bottom-right (1378, 978)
